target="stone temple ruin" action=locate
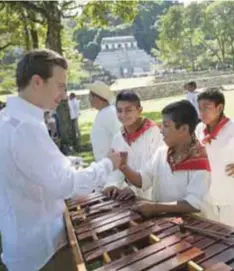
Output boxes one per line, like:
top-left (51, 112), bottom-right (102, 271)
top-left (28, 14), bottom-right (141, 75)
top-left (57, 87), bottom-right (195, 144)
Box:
top-left (94, 35), bottom-right (155, 78)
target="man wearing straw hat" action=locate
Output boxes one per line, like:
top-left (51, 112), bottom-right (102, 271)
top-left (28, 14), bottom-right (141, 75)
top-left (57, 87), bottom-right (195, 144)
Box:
top-left (87, 81), bottom-right (121, 162)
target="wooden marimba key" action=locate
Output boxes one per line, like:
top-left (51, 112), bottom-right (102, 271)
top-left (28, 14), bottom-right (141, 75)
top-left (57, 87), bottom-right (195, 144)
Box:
top-left (64, 193), bottom-right (234, 271)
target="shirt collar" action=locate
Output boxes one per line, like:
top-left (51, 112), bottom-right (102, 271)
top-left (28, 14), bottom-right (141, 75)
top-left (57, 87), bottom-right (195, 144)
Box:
top-left (167, 139), bottom-right (210, 172)
top-left (5, 96), bottom-right (44, 122)
top-left (202, 116), bottom-right (229, 144)
top-left (122, 118), bottom-right (157, 145)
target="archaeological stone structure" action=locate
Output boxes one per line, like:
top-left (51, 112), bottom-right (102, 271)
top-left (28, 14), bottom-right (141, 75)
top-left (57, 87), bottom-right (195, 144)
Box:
top-left (74, 72), bottom-right (234, 110)
top-left (94, 35), bottom-right (155, 78)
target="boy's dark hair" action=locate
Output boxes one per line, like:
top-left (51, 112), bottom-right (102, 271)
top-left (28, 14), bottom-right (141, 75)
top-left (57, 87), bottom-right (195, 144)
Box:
top-left (16, 49), bottom-right (68, 91)
top-left (162, 100), bottom-right (198, 134)
top-left (70, 93), bottom-right (76, 99)
top-left (116, 90), bottom-right (141, 107)
top-left (187, 81), bottom-right (197, 89)
top-left (198, 87), bottom-right (225, 107)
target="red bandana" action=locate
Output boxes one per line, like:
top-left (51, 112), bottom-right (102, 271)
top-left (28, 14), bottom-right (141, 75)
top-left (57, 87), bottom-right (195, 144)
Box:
top-left (122, 119), bottom-right (157, 145)
top-left (202, 116), bottom-right (229, 145)
top-left (167, 139), bottom-right (211, 172)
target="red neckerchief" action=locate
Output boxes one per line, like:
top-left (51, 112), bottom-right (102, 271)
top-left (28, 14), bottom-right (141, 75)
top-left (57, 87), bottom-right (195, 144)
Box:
top-left (122, 119), bottom-right (157, 145)
top-left (202, 116), bottom-right (229, 145)
top-left (167, 139), bottom-right (211, 172)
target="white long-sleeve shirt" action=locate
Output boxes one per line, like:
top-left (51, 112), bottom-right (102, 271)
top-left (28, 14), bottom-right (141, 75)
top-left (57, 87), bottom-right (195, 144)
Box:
top-left (0, 96), bottom-right (113, 271)
top-left (91, 105), bottom-right (121, 161)
top-left (106, 124), bottom-right (162, 199)
top-left (140, 146), bottom-right (210, 210)
top-left (196, 120), bottom-right (234, 205)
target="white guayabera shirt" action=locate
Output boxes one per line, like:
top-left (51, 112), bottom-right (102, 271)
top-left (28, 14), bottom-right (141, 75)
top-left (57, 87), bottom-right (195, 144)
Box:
top-left (196, 119), bottom-right (234, 205)
top-left (186, 91), bottom-right (200, 116)
top-left (140, 146), bottom-right (211, 210)
top-left (91, 105), bottom-right (121, 161)
top-left (68, 98), bottom-right (80, 120)
top-left (196, 119), bottom-right (234, 227)
top-left (0, 96), bottom-right (113, 271)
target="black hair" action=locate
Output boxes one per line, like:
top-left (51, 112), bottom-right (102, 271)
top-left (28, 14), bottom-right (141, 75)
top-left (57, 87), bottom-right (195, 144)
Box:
top-left (187, 81), bottom-right (197, 88)
top-left (70, 92), bottom-right (76, 99)
top-left (162, 100), bottom-right (198, 134)
top-left (116, 90), bottom-right (141, 107)
top-left (198, 87), bottom-right (225, 107)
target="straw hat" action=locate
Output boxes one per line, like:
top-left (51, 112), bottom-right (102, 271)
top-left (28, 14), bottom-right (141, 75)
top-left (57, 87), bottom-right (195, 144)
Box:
top-left (85, 81), bottom-right (114, 103)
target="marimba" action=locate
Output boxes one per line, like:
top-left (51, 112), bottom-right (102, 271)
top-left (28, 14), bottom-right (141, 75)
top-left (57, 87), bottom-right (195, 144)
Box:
top-left (65, 193), bottom-right (234, 271)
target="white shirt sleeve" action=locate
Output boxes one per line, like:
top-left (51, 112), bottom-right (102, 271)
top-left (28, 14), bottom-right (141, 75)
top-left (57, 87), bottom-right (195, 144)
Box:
top-left (92, 125), bottom-right (111, 161)
top-left (139, 150), bottom-right (160, 191)
top-left (11, 122), bottom-right (113, 199)
top-left (146, 126), bottom-right (163, 156)
top-left (185, 92), bottom-right (191, 102)
top-left (104, 133), bottom-right (127, 189)
top-left (92, 108), bottom-right (121, 161)
top-left (108, 110), bottom-right (121, 139)
top-left (105, 170), bottom-right (126, 189)
top-left (183, 170), bottom-right (210, 210)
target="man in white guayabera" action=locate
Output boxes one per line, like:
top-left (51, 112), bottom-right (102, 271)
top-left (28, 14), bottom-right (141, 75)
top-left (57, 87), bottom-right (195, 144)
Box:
top-left (0, 49), bottom-right (121, 271)
top-left (87, 80), bottom-right (121, 162)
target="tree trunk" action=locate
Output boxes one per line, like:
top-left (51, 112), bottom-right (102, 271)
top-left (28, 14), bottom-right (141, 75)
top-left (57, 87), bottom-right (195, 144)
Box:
top-left (45, 2), bottom-right (62, 54)
top-left (189, 37), bottom-right (196, 71)
top-left (21, 10), bottom-right (31, 50)
top-left (44, 1), bottom-right (79, 154)
top-left (30, 26), bottom-right (39, 48)
top-left (230, 38), bottom-right (234, 70)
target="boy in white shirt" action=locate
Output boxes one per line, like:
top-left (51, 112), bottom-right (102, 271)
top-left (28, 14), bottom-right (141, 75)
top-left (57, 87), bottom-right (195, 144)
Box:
top-left (196, 87), bottom-right (234, 227)
top-left (104, 90), bottom-right (162, 200)
top-left (185, 81), bottom-right (200, 117)
top-left (68, 92), bottom-right (80, 149)
top-left (119, 100), bottom-right (210, 218)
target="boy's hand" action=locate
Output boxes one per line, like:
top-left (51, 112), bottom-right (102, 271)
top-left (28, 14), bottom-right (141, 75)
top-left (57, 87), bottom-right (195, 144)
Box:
top-left (131, 201), bottom-right (158, 218)
top-left (119, 151), bottom-right (128, 170)
top-left (108, 150), bottom-right (121, 170)
top-left (116, 187), bottom-right (135, 201)
top-left (103, 186), bottom-right (120, 199)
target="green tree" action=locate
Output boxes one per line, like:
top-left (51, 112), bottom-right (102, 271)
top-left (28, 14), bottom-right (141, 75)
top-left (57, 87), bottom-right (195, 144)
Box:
top-left (132, 0), bottom-right (172, 54)
top-left (0, 0), bottom-right (140, 152)
top-left (157, 5), bottom-right (186, 67)
top-left (73, 1), bottom-right (172, 60)
top-left (202, 1), bottom-right (234, 68)
top-left (157, 3), bottom-right (207, 70)
top-left (156, 1), bottom-right (234, 70)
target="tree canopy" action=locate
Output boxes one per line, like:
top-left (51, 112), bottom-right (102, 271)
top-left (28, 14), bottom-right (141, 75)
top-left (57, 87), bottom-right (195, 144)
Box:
top-left (156, 1), bottom-right (234, 71)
